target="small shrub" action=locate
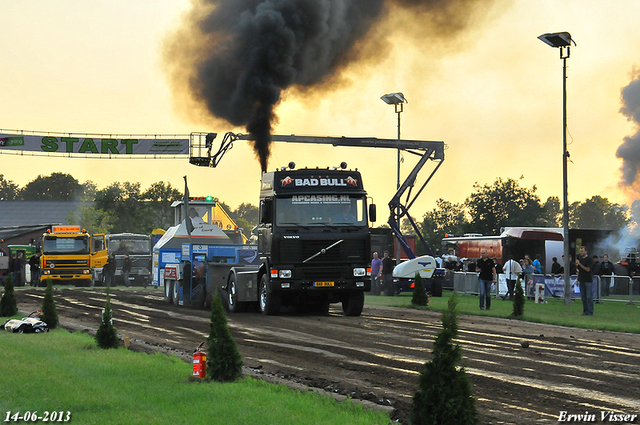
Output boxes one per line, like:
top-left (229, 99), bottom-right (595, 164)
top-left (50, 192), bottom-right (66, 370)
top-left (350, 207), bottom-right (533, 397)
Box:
top-left (411, 273), bottom-right (429, 306)
top-left (411, 293), bottom-right (478, 425)
top-left (40, 279), bottom-right (58, 329)
top-left (0, 274), bottom-right (18, 317)
top-left (512, 278), bottom-right (525, 317)
top-left (95, 288), bottom-right (119, 349)
top-left (207, 293), bottom-right (243, 382)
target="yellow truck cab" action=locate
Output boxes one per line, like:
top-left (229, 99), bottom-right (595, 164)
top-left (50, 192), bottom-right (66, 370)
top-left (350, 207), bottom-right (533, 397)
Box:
top-left (40, 226), bottom-right (107, 286)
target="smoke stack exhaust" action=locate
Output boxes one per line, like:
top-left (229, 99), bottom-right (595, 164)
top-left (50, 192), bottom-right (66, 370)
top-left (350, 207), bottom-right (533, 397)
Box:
top-left (164, 0), bottom-right (499, 171)
top-left (617, 73), bottom-right (640, 191)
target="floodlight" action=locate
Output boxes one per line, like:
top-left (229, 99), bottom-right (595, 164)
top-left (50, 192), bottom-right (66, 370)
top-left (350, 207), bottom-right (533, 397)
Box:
top-left (538, 32), bottom-right (572, 48)
top-left (380, 93), bottom-right (407, 105)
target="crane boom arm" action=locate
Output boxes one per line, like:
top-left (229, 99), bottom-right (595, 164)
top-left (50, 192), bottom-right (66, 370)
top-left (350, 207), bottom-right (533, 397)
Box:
top-left (190, 131), bottom-right (445, 258)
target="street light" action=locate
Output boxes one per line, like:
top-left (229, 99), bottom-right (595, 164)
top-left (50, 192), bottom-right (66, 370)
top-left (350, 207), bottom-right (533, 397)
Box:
top-left (538, 31), bottom-right (575, 306)
top-left (381, 92), bottom-right (407, 265)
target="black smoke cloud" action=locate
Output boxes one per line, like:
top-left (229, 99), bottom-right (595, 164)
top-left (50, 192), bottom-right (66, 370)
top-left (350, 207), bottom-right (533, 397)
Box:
top-left (165, 0), bottom-right (494, 171)
top-left (617, 73), bottom-right (640, 187)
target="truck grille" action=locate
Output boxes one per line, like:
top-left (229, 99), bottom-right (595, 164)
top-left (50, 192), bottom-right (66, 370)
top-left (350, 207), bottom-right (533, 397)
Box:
top-left (297, 266), bottom-right (349, 281)
top-left (278, 239), bottom-right (366, 264)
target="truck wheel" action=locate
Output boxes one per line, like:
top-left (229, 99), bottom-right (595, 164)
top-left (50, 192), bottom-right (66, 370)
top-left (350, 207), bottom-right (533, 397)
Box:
top-left (173, 280), bottom-right (181, 306)
top-left (259, 274), bottom-right (281, 315)
top-left (342, 291), bottom-right (364, 317)
top-left (227, 275), bottom-right (246, 313)
top-left (164, 279), bottom-right (174, 303)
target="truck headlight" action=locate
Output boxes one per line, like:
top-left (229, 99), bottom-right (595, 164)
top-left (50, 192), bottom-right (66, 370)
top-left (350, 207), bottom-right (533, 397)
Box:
top-left (353, 268), bottom-right (366, 277)
top-left (279, 270), bottom-right (292, 278)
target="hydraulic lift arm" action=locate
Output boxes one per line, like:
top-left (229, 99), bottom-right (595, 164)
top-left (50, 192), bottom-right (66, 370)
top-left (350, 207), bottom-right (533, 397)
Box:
top-left (189, 132), bottom-right (445, 258)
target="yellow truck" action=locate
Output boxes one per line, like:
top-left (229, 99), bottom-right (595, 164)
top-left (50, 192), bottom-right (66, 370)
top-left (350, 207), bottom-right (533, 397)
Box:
top-left (40, 226), bottom-right (108, 286)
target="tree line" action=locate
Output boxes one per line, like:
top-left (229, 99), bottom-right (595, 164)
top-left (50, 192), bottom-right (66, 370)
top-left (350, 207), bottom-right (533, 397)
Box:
top-left (408, 177), bottom-right (630, 255)
top-left (2, 173), bottom-right (629, 247)
top-left (0, 173), bottom-right (258, 236)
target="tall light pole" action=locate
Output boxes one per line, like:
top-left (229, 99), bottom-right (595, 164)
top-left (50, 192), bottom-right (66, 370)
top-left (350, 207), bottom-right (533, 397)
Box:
top-left (538, 32), bottom-right (575, 306)
top-left (381, 92), bottom-right (407, 265)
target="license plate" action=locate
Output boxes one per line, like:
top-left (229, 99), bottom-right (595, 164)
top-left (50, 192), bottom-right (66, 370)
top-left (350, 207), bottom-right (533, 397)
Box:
top-left (314, 281), bottom-right (334, 287)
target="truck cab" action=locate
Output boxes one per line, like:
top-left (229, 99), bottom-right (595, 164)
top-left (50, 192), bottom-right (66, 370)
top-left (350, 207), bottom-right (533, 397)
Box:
top-left (254, 166), bottom-right (373, 315)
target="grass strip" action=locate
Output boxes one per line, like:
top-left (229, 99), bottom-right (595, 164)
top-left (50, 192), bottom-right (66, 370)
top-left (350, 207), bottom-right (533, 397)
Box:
top-left (365, 290), bottom-right (640, 334)
top-left (0, 328), bottom-right (389, 425)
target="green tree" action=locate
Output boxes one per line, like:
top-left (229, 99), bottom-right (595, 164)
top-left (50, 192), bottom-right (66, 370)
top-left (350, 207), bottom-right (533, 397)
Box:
top-left (411, 273), bottom-right (429, 306)
top-left (21, 172), bottom-right (82, 200)
top-left (94, 182), bottom-right (154, 233)
top-left (95, 288), bottom-right (119, 349)
top-left (541, 196), bottom-right (562, 227)
top-left (0, 274), bottom-right (18, 317)
top-left (465, 177), bottom-right (543, 235)
top-left (67, 180), bottom-right (112, 234)
top-left (421, 199), bottom-right (469, 255)
top-left (571, 196), bottom-right (629, 231)
top-left (40, 279), bottom-right (59, 329)
top-left (0, 174), bottom-right (20, 200)
top-left (142, 181), bottom-right (182, 230)
top-left (207, 294), bottom-right (243, 382)
top-left (411, 293), bottom-right (477, 424)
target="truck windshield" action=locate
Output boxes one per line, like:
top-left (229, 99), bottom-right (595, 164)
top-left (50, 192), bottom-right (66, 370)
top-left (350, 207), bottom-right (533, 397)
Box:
top-left (108, 238), bottom-right (151, 255)
top-left (43, 236), bottom-right (90, 255)
top-left (275, 196), bottom-right (367, 227)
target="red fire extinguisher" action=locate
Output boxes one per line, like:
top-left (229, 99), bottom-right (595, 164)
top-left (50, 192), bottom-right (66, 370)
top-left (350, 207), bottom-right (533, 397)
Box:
top-left (193, 343), bottom-right (207, 379)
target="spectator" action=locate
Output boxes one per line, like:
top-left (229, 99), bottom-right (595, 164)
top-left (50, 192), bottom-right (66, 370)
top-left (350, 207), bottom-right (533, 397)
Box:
top-left (104, 252), bottom-right (117, 287)
top-left (592, 255), bottom-right (602, 276)
top-left (600, 254), bottom-right (615, 296)
top-left (371, 252), bottom-right (382, 296)
top-left (503, 255), bottom-right (522, 301)
top-left (522, 258), bottom-right (535, 298)
top-left (551, 257), bottom-right (562, 275)
top-left (382, 250), bottom-right (395, 296)
top-left (533, 254), bottom-right (542, 274)
top-left (29, 252), bottom-right (41, 287)
top-left (576, 246), bottom-right (594, 316)
top-left (12, 252), bottom-right (25, 286)
top-left (476, 249), bottom-right (496, 311)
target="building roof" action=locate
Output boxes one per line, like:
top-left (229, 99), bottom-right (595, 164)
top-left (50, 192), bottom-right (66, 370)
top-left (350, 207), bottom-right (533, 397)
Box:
top-left (0, 201), bottom-right (85, 228)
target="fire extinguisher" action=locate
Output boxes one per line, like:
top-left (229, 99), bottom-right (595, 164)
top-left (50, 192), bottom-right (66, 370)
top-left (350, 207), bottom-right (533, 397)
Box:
top-left (193, 342), bottom-right (207, 379)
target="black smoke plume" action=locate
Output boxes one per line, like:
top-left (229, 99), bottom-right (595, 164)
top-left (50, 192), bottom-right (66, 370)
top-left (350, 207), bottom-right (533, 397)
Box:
top-left (165, 0), bottom-right (496, 171)
top-left (617, 72), bottom-right (640, 189)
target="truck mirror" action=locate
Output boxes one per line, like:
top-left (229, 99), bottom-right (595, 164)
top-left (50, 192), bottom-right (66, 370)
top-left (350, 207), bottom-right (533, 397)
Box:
top-left (369, 204), bottom-right (377, 222)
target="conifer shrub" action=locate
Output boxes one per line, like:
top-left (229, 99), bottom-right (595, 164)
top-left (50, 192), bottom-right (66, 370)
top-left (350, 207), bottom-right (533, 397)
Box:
top-left (411, 293), bottom-right (478, 425)
top-left (411, 273), bottom-right (429, 306)
top-left (95, 288), bottom-right (119, 349)
top-left (512, 278), bottom-right (525, 317)
top-left (0, 274), bottom-right (18, 317)
top-left (207, 293), bottom-right (243, 382)
top-left (40, 279), bottom-right (58, 329)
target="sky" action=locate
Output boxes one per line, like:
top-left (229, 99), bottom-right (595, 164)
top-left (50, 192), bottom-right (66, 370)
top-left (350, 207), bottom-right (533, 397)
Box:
top-left (1, 0), bottom-right (640, 226)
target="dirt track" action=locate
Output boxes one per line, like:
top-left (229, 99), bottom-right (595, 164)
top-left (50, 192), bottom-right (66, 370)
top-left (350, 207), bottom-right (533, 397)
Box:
top-left (14, 286), bottom-right (640, 424)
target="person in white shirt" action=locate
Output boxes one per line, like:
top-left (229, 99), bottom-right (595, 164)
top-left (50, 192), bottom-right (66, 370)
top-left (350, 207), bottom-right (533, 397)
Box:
top-left (503, 255), bottom-right (522, 301)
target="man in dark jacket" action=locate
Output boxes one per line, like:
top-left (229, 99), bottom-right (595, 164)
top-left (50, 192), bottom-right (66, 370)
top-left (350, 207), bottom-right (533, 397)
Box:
top-left (476, 249), bottom-right (496, 311)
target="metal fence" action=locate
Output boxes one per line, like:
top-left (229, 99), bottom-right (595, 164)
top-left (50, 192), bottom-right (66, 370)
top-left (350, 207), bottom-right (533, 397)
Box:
top-left (450, 272), bottom-right (640, 304)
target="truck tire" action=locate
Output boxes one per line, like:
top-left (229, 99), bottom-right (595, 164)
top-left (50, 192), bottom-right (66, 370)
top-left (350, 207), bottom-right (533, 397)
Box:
top-left (173, 280), bottom-right (181, 306)
top-left (259, 274), bottom-right (281, 316)
top-left (342, 291), bottom-right (364, 317)
top-left (226, 274), bottom-right (246, 313)
top-left (164, 279), bottom-right (174, 303)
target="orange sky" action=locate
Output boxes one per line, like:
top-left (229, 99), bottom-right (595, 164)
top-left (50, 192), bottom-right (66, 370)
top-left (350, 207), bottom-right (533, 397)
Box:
top-left (2, 0), bottom-right (640, 225)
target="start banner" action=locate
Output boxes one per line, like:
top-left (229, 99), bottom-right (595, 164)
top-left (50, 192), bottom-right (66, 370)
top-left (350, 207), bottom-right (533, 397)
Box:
top-left (0, 132), bottom-right (189, 156)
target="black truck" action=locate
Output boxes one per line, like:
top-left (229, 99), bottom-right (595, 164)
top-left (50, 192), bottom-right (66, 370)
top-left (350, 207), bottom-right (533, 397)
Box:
top-left (227, 166), bottom-right (375, 316)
